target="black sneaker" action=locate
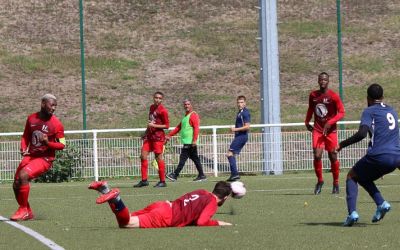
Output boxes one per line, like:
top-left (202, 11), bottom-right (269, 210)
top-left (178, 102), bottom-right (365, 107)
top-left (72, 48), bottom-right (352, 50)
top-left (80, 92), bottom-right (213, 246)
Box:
top-left (133, 180), bottom-right (149, 188)
top-left (166, 172), bottom-right (177, 182)
top-left (193, 175), bottom-right (207, 182)
top-left (332, 184), bottom-right (339, 194)
top-left (314, 181), bottom-right (324, 195)
top-left (154, 181), bottom-right (167, 188)
top-left (227, 175), bottom-right (240, 182)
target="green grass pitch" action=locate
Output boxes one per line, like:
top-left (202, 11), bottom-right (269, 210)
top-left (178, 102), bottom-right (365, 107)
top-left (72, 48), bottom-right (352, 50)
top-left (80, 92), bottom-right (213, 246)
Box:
top-left (1, 172), bottom-right (400, 249)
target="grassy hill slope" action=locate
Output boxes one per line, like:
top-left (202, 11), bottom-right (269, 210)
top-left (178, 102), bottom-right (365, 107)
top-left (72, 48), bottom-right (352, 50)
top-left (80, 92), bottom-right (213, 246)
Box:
top-left (0, 0), bottom-right (399, 132)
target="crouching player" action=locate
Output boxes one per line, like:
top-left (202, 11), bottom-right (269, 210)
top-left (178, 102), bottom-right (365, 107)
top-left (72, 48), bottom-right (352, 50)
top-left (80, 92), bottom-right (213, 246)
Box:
top-left (336, 84), bottom-right (400, 226)
top-left (88, 181), bottom-right (244, 228)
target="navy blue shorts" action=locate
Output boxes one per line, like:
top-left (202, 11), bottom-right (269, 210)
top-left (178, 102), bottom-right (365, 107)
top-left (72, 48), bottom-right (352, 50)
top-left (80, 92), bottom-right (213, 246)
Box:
top-left (353, 154), bottom-right (400, 182)
top-left (229, 135), bottom-right (248, 155)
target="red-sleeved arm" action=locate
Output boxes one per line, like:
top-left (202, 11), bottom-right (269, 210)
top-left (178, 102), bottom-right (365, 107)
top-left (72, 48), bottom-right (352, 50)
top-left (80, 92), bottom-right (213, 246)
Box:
top-left (168, 123), bottom-right (182, 137)
top-left (20, 118), bottom-right (30, 151)
top-left (47, 142), bottom-right (65, 150)
top-left (327, 94), bottom-right (345, 125)
top-left (305, 94), bottom-right (314, 125)
top-left (196, 200), bottom-right (219, 227)
top-left (47, 121), bottom-right (65, 150)
top-left (162, 109), bottom-right (169, 129)
top-left (189, 112), bottom-right (200, 143)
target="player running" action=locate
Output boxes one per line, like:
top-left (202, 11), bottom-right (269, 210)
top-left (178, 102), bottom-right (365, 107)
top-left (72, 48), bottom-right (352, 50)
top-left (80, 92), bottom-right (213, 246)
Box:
top-left (89, 180), bottom-right (243, 228)
top-left (11, 94), bottom-right (65, 221)
top-left (336, 84), bottom-right (400, 226)
top-left (305, 72), bottom-right (345, 194)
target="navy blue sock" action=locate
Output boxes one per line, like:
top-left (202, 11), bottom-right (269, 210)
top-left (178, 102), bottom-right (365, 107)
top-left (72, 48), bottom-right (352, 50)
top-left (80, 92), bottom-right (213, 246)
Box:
top-left (359, 181), bottom-right (384, 206)
top-left (228, 156), bottom-right (238, 176)
top-left (113, 199), bottom-right (126, 212)
top-left (346, 178), bottom-right (358, 214)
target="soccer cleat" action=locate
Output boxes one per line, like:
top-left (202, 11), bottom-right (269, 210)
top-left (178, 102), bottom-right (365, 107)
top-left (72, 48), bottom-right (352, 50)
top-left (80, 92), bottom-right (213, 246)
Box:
top-left (372, 201), bottom-right (391, 223)
top-left (227, 175), bottom-right (240, 182)
top-left (332, 184), bottom-right (340, 194)
top-left (10, 207), bottom-right (34, 221)
top-left (96, 188), bottom-right (120, 204)
top-left (153, 181), bottom-right (167, 188)
top-left (166, 172), bottom-right (177, 182)
top-left (88, 180), bottom-right (108, 191)
top-left (193, 175), bottom-right (207, 182)
top-left (314, 181), bottom-right (324, 195)
top-left (343, 211), bottom-right (359, 227)
top-left (133, 180), bottom-right (149, 188)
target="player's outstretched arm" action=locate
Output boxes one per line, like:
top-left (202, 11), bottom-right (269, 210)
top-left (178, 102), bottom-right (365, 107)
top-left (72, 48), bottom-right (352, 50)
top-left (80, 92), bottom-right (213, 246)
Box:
top-left (338, 124), bottom-right (369, 150)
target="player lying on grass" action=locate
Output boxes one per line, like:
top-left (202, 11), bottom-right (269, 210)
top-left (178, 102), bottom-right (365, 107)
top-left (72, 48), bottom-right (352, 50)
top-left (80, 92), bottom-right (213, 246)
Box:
top-left (89, 180), bottom-right (245, 228)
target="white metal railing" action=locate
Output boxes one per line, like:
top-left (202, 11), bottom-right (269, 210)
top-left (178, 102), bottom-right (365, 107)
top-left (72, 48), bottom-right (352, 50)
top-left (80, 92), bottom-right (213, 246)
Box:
top-left (0, 121), bottom-right (369, 181)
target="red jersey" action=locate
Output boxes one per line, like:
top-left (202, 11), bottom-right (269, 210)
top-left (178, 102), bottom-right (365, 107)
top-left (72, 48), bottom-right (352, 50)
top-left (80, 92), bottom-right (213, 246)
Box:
top-left (171, 189), bottom-right (219, 227)
top-left (168, 111), bottom-right (200, 143)
top-left (21, 112), bottom-right (65, 160)
top-left (305, 89), bottom-right (345, 133)
top-left (144, 104), bottom-right (169, 142)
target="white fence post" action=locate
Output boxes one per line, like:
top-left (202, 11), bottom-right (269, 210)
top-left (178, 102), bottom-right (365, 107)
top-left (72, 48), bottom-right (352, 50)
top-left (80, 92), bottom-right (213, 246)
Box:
top-left (93, 130), bottom-right (99, 181)
top-left (212, 127), bottom-right (218, 177)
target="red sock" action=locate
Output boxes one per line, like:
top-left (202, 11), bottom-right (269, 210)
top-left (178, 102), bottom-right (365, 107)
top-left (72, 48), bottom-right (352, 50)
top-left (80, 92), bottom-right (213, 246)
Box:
top-left (313, 159), bottom-right (323, 183)
top-left (109, 203), bottom-right (130, 227)
top-left (157, 160), bottom-right (165, 182)
top-left (331, 160), bottom-right (340, 185)
top-left (17, 184), bottom-right (30, 208)
top-left (141, 159), bottom-right (148, 181)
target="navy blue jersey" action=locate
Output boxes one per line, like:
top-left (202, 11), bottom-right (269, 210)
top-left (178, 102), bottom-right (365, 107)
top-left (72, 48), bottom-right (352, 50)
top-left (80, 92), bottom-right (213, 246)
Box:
top-left (235, 107), bottom-right (251, 136)
top-left (360, 103), bottom-right (400, 156)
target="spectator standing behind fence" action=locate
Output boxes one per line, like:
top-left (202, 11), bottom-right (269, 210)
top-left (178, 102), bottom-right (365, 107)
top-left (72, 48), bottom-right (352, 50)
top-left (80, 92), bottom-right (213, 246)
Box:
top-left (226, 96), bottom-right (251, 182)
top-left (305, 72), bottom-right (345, 195)
top-left (165, 99), bottom-right (207, 182)
top-left (336, 84), bottom-right (400, 226)
top-left (134, 91), bottom-right (169, 188)
top-left (11, 94), bottom-right (65, 221)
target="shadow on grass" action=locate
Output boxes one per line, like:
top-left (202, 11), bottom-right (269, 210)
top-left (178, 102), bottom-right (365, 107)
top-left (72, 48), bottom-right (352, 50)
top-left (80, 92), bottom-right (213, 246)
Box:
top-left (300, 222), bottom-right (368, 227)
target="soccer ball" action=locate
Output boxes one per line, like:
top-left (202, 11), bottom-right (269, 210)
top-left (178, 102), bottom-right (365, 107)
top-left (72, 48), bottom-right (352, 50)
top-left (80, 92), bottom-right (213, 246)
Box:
top-left (231, 181), bottom-right (246, 199)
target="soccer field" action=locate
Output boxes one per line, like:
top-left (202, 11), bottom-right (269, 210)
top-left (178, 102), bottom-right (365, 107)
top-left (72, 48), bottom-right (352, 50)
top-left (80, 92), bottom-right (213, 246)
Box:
top-left (1, 172), bottom-right (400, 250)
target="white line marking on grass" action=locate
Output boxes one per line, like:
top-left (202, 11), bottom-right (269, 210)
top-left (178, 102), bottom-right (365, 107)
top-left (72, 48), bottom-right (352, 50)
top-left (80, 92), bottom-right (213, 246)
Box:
top-left (0, 216), bottom-right (64, 250)
top-left (0, 193), bottom-right (166, 201)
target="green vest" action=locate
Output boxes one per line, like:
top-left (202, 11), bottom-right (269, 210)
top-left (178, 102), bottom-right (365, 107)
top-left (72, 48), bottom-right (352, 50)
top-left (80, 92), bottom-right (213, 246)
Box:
top-left (180, 112), bottom-right (195, 144)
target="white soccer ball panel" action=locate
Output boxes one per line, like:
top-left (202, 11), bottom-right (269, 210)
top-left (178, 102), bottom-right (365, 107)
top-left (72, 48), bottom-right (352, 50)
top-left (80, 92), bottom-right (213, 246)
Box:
top-left (231, 181), bottom-right (246, 199)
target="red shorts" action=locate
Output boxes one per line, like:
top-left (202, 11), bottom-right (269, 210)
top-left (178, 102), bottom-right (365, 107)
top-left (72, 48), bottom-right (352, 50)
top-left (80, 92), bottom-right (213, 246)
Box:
top-left (14, 156), bottom-right (52, 180)
top-left (312, 130), bottom-right (338, 152)
top-left (131, 201), bottom-right (172, 228)
top-left (142, 140), bottom-right (164, 154)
